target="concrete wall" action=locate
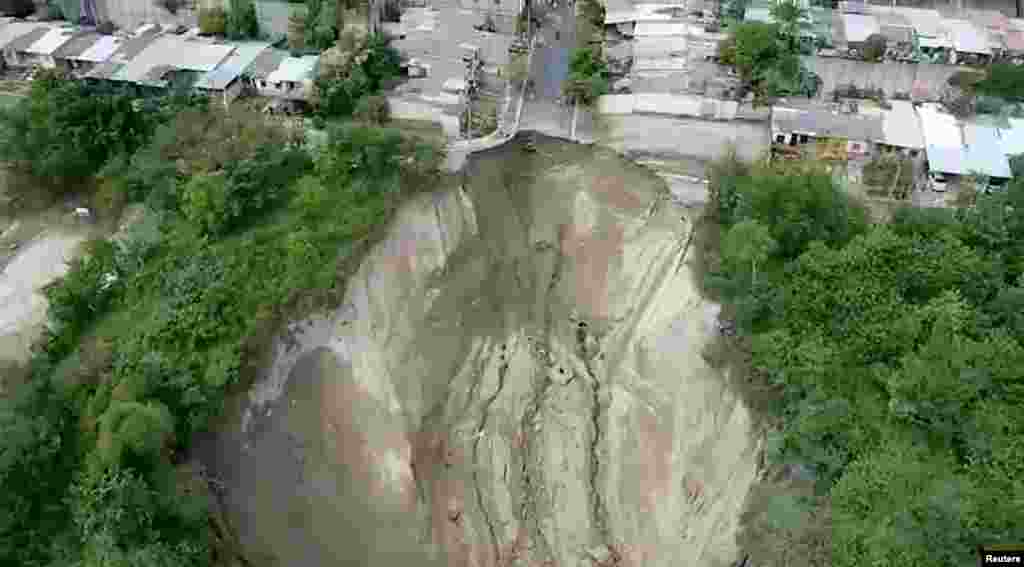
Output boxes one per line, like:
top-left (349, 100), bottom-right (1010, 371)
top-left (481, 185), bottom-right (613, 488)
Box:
top-left (802, 56), bottom-right (961, 101)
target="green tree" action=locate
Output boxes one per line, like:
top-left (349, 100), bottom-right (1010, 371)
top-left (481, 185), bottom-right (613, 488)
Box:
top-left (354, 94), bottom-right (391, 124)
top-left (198, 6), bottom-right (227, 35)
top-left (226, 0), bottom-right (260, 39)
top-left (722, 219), bottom-right (776, 287)
top-left (770, 0), bottom-right (808, 52)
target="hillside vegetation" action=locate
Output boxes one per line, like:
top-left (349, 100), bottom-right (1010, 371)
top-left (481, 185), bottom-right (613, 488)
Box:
top-left (0, 60), bottom-right (441, 565)
top-left (704, 154), bottom-right (1024, 567)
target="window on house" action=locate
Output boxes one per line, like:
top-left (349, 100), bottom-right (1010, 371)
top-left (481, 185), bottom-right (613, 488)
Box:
top-left (909, 149), bottom-right (919, 158)
top-left (776, 134), bottom-right (786, 143)
top-left (851, 143), bottom-right (861, 151)
top-left (799, 134), bottom-right (809, 144)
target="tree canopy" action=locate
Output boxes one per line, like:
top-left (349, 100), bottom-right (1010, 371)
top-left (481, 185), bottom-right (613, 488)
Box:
top-left (706, 157), bottom-right (1024, 567)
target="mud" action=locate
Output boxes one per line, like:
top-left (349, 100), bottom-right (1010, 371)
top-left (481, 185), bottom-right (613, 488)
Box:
top-left (196, 136), bottom-right (761, 567)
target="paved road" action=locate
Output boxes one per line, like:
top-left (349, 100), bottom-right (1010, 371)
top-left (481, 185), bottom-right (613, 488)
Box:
top-left (520, 0), bottom-right (577, 137)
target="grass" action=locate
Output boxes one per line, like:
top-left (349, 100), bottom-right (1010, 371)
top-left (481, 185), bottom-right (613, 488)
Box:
top-left (0, 93), bottom-right (22, 109)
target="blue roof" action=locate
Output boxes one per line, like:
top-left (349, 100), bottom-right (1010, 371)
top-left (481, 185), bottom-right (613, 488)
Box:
top-left (926, 125), bottom-right (1012, 178)
top-left (194, 42), bottom-right (272, 91)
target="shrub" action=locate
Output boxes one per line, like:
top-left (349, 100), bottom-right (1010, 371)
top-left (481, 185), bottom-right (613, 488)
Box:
top-left (198, 7), bottom-right (227, 35)
top-left (862, 33), bottom-right (886, 62)
top-left (354, 94), bottom-right (391, 124)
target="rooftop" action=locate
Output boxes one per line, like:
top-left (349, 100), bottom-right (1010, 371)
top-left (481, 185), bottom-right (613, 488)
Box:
top-left (25, 26), bottom-right (76, 56)
top-left (917, 103), bottom-right (1011, 178)
top-left (266, 55), bottom-right (319, 83)
top-left (74, 34), bottom-right (122, 62)
top-left (52, 31), bottom-right (102, 60)
top-left (772, 104), bottom-right (885, 142)
top-left (0, 21), bottom-right (47, 50)
top-left (112, 35), bottom-right (234, 85)
top-left (194, 41), bottom-right (271, 90)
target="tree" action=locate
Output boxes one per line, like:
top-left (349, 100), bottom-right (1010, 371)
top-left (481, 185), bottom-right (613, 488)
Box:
top-left (288, 11), bottom-right (307, 51)
top-left (0, 71), bottom-right (157, 186)
top-left (770, 0), bottom-right (808, 52)
top-left (564, 47), bottom-right (609, 105)
top-left (862, 33), bottom-right (887, 62)
top-left (198, 7), bottom-right (227, 35)
top-left (722, 219), bottom-right (777, 287)
top-left (353, 94), bottom-right (391, 124)
top-left (226, 0), bottom-right (260, 39)
top-left (721, 22), bottom-right (780, 84)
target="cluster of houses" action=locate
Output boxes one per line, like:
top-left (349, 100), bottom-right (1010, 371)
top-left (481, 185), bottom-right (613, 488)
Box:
top-left (0, 17), bottom-right (320, 108)
top-left (744, 0), bottom-right (1024, 65)
top-left (770, 98), bottom-right (1024, 192)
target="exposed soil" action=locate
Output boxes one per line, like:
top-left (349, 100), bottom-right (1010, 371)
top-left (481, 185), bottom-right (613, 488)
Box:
top-left (195, 135), bottom-right (761, 567)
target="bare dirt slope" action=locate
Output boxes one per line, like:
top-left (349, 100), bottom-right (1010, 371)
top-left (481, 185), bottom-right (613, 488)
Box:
top-left (196, 137), bottom-right (761, 567)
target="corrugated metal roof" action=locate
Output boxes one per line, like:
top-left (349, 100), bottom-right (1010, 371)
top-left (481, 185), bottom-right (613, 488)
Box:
top-left (772, 105), bottom-right (885, 141)
top-left (113, 35), bottom-right (234, 84)
top-left (964, 124), bottom-right (1011, 177)
top-left (1000, 117), bottom-right (1024, 156)
top-left (247, 48), bottom-right (288, 79)
top-left (919, 104), bottom-right (1011, 178)
top-left (632, 36), bottom-right (688, 57)
top-left (0, 21), bottom-right (47, 50)
top-left (843, 13), bottom-right (880, 43)
top-left (266, 55), bottom-right (319, 83)
top-left (194, 41), bottom-right (270, 91)
top-left (75, 34), bottom-right (121, 62)
top-left (52, 31), bottom-right (101, 59)
top-left (880, 100), bottom-right (924, 149)
top-left (5, 26), bottom-right (49, 53)
top-left (946, 19), bottom-right (990, 54)
top-left (634, 21), bottom-right (689, 36)
top-left (26, 27), bottom-right (76, 56)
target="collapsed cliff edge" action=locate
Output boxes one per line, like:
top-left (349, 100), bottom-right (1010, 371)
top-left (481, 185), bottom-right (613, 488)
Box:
top-left (193, 135), bottom-right (762, 567)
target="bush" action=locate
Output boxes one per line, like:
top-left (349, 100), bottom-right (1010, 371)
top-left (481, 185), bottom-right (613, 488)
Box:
top-left (862, 33), bottom-right (886, 62)
top-left (198, 7), bottom-right (227, 35)
top-left (226, 0), bottom-right (260, 39)
top-left (354, 94), bottom-right (391, 125)
top-left (975, 63), bottom-right (1024, 101)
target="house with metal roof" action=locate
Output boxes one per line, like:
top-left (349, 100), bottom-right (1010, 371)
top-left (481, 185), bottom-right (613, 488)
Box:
top-left (193, 42), bottom-right (272, 107)
top-left (21, 26), bottom-right (77, 69)
top-left (59, 33), bottom-right (122, 76)
top-left (945, 19), bottom-right (993, 64)
top-left (249, 51), bottom-right (319, 102)
top-left (0, 22), bottom-right (48, 68)
top-left (772, 103), bottom-right (884, 160)
top-left (917, 103), bottom-right (1011, 185)
top-left (108, 35), bottom-right (234, 89)
top-left (82, 32), bottom-right (160, 82)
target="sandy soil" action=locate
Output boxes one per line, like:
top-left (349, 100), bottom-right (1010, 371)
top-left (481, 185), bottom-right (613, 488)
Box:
top-left (196, 136), bottom-right (761, 567)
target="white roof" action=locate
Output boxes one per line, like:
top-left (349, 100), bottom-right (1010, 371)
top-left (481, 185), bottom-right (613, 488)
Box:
top-left (880, 100), bottom-right (924, 149)
top-left (999, 117), bottom-right (1024, 156)
top-left (0, 21), bottom-right (46, 50)
top-left (918, 103), bottom-right (963, 148)
top-left (25, 27), bottom-right (75, 55)
top-left (114, 35), bottom-right (235, 84)
top-left (843, 13), bottom-right (880, 43)
top-left (75, 35), bottom-right (122, 62)
top-left (634, 21), bottom-right (689, 36)
top-left (946, 19), bottom-right (990, 54)
top-left (266, 55), bottom-right (319, 83)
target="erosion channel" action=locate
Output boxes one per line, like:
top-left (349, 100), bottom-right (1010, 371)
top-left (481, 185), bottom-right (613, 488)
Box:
top-left (193, 136), bottom-right (762, 567)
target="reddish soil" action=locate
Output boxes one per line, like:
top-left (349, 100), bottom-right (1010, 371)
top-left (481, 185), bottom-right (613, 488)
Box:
top-left (638, 409), bottom-right (673, 515)
top-left (591, 175), bottom-right (648, 212)
top-left (559, 223), bottom-right (625, 319)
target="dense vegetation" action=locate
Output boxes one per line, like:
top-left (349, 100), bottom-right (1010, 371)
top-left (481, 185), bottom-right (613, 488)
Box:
top-left (717, 4), bottom-right (821, 103)
top-left (563, 0), bottom-right (609, 106)
top-left (0, 65), bottom-right (444, 565)
top-left (314, 32), bottom-right (402, 120)
top-left (705, 154), bottom-right (1024, 567)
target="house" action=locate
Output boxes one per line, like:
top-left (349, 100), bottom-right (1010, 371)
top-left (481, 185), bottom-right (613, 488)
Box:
top-left (58, 33), bottom-right (122, 76)
top-left (21, 26), bottom-right (77, 69)
top-left (945, 19), bottom-right (993, 65)
top-left (0, 21), bottom-right (48, 68)
top-left (771, 102), bottom-right (884, 160)
top-left (192, 41), bottom-right (271, 108)
top-left (106, 34), bottom-right (234, 92)
top-left (917, 103), bottom-right (1012, 191)
top-left (249, 51), bottom-right (319, 102)
top-left (866, 99), bottom-right (924, 158)
top-left (82, 31), bottom-right (161, 83)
